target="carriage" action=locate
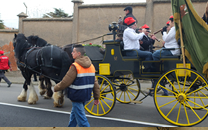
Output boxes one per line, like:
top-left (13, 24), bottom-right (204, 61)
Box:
top-left (83, 22), bottom-right (208, 127)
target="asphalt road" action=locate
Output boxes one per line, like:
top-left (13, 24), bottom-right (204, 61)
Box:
top-left (0, 83), bottom-right (207, 127)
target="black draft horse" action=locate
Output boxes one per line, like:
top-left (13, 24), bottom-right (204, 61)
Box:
top-left (13, 33), bottom-right (72, 107)
top-left (26, 35), bottom-right (75, 99)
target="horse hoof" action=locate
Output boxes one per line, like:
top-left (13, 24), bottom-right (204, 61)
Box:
top-left (39, 90), bottom-right (46, 96)
top-left (17, 96), bottom-right (26, 102)
top-left (53, 102), bottom-right (62, 108)
top-left (44, 96), bottom-right (51, 99)
top-left (28, 101), bottom-right (36, 105)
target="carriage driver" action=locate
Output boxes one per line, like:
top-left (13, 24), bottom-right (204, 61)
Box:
top-left (53, 44), bottom-right (100, 127)
top-left (123, 17), bottom-right (153, 61)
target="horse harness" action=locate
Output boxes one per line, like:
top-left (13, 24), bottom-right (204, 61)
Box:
top-left (17, 45), bottom-right (61, 75)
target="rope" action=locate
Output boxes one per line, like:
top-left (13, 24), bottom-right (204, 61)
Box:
top-left (72, 33), bottom-right (109, 44)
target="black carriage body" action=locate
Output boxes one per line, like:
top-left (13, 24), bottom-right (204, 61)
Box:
top-left (90, 39), bottom-right (187, 80)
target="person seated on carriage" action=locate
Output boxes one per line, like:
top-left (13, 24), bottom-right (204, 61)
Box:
top-left (161, 21), bottom-right (171, 47)
top-left (123, 17), bottom-right (153, 61)
top-left (140, 24), bottom-right (156, 52)
top-left (152, 15), bottom-right (180, 61)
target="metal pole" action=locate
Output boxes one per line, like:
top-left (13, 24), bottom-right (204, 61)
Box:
top-left (23, 2), bottom-right (27, 14)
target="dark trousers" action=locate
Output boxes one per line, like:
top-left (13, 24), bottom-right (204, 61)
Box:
top-left (0, 70), bottom-right (11, 85)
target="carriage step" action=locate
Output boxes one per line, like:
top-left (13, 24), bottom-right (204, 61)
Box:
top-left (130, 101), bottom-right (143, 104)
top-left (147, 88), bottom-right (154, 90)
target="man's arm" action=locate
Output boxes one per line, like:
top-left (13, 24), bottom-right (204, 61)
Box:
top-left (54, 65), bottom-right (77, 92)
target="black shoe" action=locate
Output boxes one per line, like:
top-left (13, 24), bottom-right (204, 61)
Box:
top-left (7, 83), bottom-right (12, 87)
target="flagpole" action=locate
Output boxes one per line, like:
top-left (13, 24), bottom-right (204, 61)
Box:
top-left (178, 20), bottom-right (186, 68)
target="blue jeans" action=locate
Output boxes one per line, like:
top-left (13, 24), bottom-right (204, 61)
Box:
top-left (152, 48), bottom-right (173, 61)
top-left (152, 79), bottom-right (168, 95)
top-left (125, 49), bottom-right (153, 61)
top-left (68, 102), bottom-right (90, 127)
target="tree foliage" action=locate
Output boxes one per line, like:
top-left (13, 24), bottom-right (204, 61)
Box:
top-left (0, 20), bottom-right (5, 29)
top-left (43, 8), bottom-right (69, 18)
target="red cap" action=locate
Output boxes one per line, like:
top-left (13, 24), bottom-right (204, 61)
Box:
top-left (169, 15), bottom-right (174, 21)
top-left (124, 17), bottom-right (136, 26)
top-left (141, 24), bottom-right (150, 29)
top-left (166, 21), bottom-right (170, 25)
top-left (0, 50), bottom-right (4, 54)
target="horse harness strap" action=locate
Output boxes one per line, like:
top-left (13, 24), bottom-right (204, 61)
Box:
top-left (35, 45), bottom-right (60, 70)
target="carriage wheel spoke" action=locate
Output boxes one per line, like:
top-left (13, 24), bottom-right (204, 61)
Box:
top-left (101, 98), bottom-right (111, 109)
top-left (185, 76), bottom-right (199, 94)
top-left (116, 89), bottom-right (121, 94)
top-left (174, 70), bottom-right (182, 93)
top-left (183, 103), bottom-right (190, 124)
top-left (165, 75), bottom-right (179, 93)
top-left (197, 92), bottom-right (205, 107)
top-left (159, 99), bottom-right (177, 108)
top-left (101, 96), bottom-right (114, 102)
top-left (119, 91), bottom-right (124, 100)
top-left (159, 84), bottom-right (177, 95)
top-left (185, 101), bottom-right (201, 120)
top-left (187, 99), bottom-right (208, 111)
top-left (124, 92), bottom-right (126, 101)
top-left (183, 71), bottom-right (188, 92)
top-left (176, 103), bottom-right (182, 123)
top-left (100, 84), bottom-right (110, 93)
top-left (166, 101), bottom-right (179, 117)
top-left (99, 99), bottom-right (106, 114)
top-left (90, 104), bottom-right (95, 111)
top-left (186, 84), bottom-right (208, 96)
top-left (126, 91), bottom-right (132, 101)
top-left (86, 98), bottom-right (94, 106)
top-left (100, 79), bottom-right (105, 90)
top-left (128, 87), bottom-right (139, 92)
top-left (97, 102), bottom-right (99, 114)
top-left (128, 90), bottom-right (136, 98)
top-left (101, 91), bottom-right (113, 96)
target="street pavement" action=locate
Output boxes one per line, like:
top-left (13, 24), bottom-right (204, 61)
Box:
top-left (2, 70), bottom-right (153, 92)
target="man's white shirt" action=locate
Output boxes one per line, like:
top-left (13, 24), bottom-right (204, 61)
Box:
top-left (123, 27), bottom-right (145, 50)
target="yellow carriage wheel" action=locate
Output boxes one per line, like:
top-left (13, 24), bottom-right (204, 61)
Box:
top-left (154, 68), bottom-right (208, 126)
top-left (85, 75), bottom-right (116, 116)
top-left (112, 74), bottom-right (140, 104)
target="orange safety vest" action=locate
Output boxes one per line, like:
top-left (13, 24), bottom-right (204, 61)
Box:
top-left (67, 62), bottom-right (95, 102)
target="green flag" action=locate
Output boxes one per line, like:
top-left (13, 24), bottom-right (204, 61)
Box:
top-left (172, 0), bottom-right (208, 79)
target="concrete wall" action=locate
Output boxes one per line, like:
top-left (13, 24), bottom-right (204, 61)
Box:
top-left (22, 18), bottom-right (73, 46)
top-left (77, 3), bottom-right (146, 45)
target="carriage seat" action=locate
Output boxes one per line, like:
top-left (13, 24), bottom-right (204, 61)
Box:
top-left (120, 41), bottom-right (139, 59)
top-left (160, 48), bottom-right (181, 59)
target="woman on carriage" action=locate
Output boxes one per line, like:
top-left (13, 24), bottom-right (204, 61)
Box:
top-left (152, 15), bottom-right (180, 61)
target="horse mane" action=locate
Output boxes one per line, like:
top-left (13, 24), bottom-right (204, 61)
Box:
top-left (27, 35), bottom-right (48, 47)
top-left (14, 33), bottom-right (32, 60)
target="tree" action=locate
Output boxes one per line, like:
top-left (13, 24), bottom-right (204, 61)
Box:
top-left (0, 20), bottom-right (5, 29)
top-left (43, 8), bottom-right (69, 18)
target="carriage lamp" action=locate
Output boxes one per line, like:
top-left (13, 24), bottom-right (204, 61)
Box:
top-left (108, 22), bottom-right (119, 41)
top-left (108, 22), bottom-right (118, 32)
